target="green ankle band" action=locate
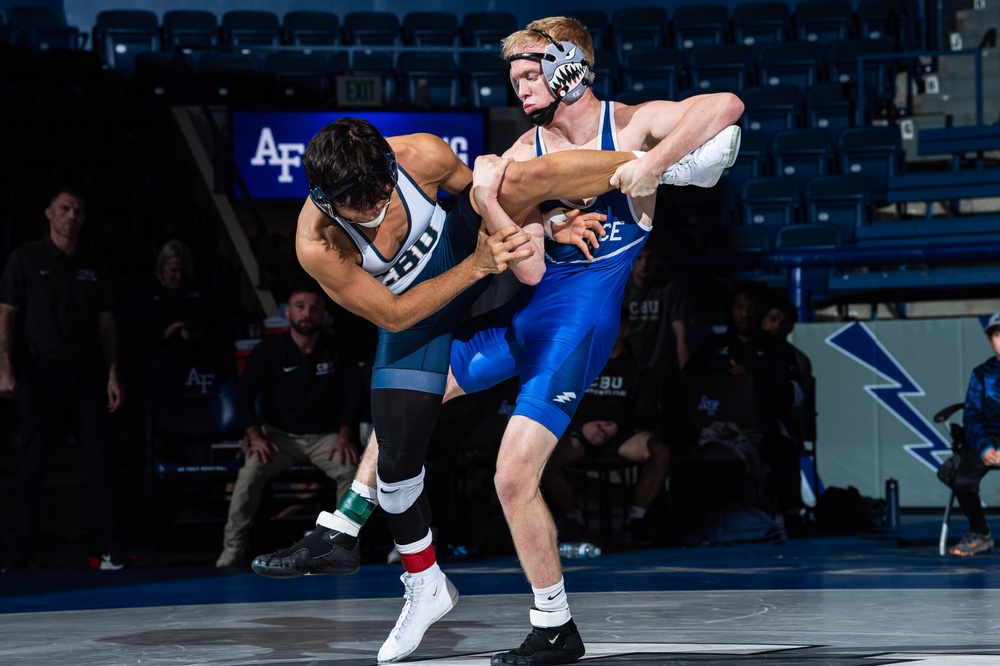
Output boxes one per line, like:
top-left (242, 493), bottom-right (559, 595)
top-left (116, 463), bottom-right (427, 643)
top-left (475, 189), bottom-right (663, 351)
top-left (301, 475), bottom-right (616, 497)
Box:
top-left (340, 491), bottom-right (374, 524)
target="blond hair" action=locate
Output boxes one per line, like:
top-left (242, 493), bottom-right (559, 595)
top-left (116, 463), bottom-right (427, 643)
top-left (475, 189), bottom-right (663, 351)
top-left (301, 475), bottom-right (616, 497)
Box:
top-left (501, 16), bottom-right (596, 72)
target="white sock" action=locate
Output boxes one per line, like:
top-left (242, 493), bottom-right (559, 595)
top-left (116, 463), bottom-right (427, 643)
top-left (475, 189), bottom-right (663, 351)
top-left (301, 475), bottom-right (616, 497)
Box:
top-left (533, 577), bottom-right (569, 613)
top-left (352, 480), bottom-right (378, 503)
top-left (396, 529), bottom-right (433, 555)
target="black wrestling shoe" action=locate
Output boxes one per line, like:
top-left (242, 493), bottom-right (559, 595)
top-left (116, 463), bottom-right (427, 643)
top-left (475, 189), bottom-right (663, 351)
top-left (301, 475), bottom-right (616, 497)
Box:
top-left (490, 619), bottom-right (585, 665)
top-left (250, 526), bottom-right (361, 578)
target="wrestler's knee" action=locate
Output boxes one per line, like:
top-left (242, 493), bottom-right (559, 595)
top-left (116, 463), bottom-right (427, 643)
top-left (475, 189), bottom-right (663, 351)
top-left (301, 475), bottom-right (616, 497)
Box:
top-left (377, 467), bottom-right (425, 515)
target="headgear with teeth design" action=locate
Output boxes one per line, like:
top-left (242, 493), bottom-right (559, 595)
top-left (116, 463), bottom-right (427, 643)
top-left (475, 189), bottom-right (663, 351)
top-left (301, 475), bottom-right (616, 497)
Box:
top-left (506, 29), bottom-right (592, 127)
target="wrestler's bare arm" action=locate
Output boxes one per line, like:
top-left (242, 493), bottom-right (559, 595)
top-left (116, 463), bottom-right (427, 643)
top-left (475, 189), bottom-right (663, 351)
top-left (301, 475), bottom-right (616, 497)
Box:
top-left (295, 201), bottom-right (531, 333)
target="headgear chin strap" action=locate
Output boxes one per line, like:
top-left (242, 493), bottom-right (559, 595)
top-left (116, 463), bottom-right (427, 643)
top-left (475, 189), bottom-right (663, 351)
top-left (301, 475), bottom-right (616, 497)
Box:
top-left (507, 30), bottom-right (591, 126)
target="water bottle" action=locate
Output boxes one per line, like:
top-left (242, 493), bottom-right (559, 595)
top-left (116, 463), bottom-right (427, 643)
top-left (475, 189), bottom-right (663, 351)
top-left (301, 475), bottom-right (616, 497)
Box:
top-left (558, 542), bottom-right (602, 559)
top-left (885, 478), bottom-right (900, 528)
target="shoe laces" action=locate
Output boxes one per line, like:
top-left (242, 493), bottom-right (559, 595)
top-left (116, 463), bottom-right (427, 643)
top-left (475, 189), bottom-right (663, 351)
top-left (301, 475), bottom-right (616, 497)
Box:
top-left (392, 573), bottom-right (424, 633)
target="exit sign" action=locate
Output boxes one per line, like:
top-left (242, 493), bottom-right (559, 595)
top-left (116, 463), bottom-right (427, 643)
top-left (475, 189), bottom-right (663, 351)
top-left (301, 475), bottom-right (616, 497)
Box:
top-left (336, 76), bottom-right (383, 107)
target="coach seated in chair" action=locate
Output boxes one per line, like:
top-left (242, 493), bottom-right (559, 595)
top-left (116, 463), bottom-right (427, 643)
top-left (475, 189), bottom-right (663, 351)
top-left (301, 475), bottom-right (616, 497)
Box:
top-left (216, 280), bottom-right (362, 568)
top-left (683, 281), bottom-right (806, 536)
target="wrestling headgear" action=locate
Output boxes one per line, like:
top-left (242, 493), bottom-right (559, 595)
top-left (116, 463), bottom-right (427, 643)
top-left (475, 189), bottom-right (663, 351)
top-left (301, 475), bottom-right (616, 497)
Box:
top-left (507, 30), bottom-right (591, 127)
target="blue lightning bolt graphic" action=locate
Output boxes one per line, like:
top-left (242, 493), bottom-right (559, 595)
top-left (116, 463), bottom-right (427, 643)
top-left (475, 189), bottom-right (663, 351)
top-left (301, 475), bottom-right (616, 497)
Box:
top-left (826, 322), bottom-right (951, 471)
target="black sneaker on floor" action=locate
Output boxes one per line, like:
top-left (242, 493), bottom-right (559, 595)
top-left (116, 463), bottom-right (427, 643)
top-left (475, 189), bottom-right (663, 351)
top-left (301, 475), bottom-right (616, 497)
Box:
top-left (490, 619), bottom-right (585, 665)
top-left (250, 526), bottom-right (361, 578)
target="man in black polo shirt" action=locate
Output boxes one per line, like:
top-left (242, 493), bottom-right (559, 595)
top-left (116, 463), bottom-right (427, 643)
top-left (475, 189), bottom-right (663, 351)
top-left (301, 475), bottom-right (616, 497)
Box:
top-left (0, 188), bottom-right (126, 571)
top-left (216, 281), bottom-right (362, 568)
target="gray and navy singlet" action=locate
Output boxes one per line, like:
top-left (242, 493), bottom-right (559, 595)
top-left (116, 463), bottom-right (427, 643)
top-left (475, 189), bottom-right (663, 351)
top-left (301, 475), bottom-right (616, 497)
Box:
top-left (450, 101), bottom-right (653, 438)
top-left (325, 164), bottom-right (487, 396)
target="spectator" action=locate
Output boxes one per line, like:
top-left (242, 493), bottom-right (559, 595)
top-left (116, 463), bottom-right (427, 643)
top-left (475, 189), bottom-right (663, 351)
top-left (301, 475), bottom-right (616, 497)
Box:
top-left (216, 281), bottom-right (362, 568)
top-left (543, 318), bottom-right (670, 547)
top-left (942, 312), bottom-right (1000, 557)
top-left (623, 245), bottom-right (691, 439)
top-left (129, 238), bottom-right (215, 395)
top-left (623, 246), bottom-right (691, 379)
top-left (685, 281), bottom-right (805, 534)
top-left (762, 295), bottom-right (816, 453)
top-left (0, 188), bottom-right (128, 570)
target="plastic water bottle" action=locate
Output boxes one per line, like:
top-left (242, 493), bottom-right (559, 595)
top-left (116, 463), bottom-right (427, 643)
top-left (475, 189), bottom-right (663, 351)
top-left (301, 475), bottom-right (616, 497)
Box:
top-left (885, 478), bottom-right (900, 528)
top-left (558, 542), bottom-right (602, 558)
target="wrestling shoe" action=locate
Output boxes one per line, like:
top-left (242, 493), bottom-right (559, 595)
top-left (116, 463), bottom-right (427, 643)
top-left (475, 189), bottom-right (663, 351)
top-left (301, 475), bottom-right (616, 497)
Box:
top-left (948, 531), bottom-right (994, 557)
top-left (657, 125), bottom-right (742, 188)
top-left (490, 614), bottom-right (585, 665)
top-left (250, 525), bottom-right (360, 578)
top-left (377, 568), bottom-right (459, 663)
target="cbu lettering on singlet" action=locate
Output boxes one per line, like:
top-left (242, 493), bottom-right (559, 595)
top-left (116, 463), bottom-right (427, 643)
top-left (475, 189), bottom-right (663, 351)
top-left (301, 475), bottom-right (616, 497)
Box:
top-left (534, 101), bottom-right (651, 267)
top-left (330, 166), bottom-right (448, 295)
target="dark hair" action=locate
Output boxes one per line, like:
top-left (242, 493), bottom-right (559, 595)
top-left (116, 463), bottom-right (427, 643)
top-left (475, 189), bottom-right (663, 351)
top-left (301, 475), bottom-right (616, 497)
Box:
top-left (732, 280), bottom-right (769, 309)
top-left (48, 187), bottom-right (85, 205)
top-left (767, 293), bottom-right (799, 324)
top-left (303, 117), bottom-right (396, 213)
top-left (287, 278), bottom-right (326, 302)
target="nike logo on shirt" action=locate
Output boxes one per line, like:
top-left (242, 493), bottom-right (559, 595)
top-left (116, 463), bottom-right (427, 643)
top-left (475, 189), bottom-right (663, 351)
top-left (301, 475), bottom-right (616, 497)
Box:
top-left (282, 366), bottom-right (299, 372)
top-left (39, 270), bottom-right (51, 275)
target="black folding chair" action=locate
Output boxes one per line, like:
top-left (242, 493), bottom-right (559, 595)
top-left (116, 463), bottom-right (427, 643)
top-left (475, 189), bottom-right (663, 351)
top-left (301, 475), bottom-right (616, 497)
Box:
top-left (933, 402), bottom-right (965, 556)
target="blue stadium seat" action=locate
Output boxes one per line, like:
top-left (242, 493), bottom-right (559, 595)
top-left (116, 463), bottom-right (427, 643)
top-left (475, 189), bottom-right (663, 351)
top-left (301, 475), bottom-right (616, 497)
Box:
top-left (461, 52), bottom-right (511, 107)
top-left (402, 12), bottom-right (459, 49)
top-left (589, 49), bottom-right (620, 100)
top-left (197, 51), bottom-right (264, 105)
top-left (804, 174), bottom-right (871, 244)
top-left (572, 10), bottom-right (610, 51)
top-left (343, 11), bottom-right (401, 48)
top-left (836, 125), bottom-right (903, 202)
top-left (794, 0), bottom-right (855, 45)
top-left (723, 129), bottom-right (769, 193)
top-left (687, 44), bottom-right (754, 92)
top-left (162, 10), bottom-right (219, 51)
top-left (825, 38), bottom-right (896, 116)
top-left (13, 6), bottom-right (83, 50)
top-left (612, 7), bottom-right (669, 62)
top-left (398, 53), bottom-right (460, 108)
top-left (805, 83), bottom-right (854, 133)
top-left (672, 5), bottom-right (730, 51)
top-left (757, 41), bottom-right (823, 90)
top-left (740, 85), bottom-right (803, 138)
top-left (741, 176), bottom-right (800, 242)
top-left (775, 222), bottom-right (841, 249)
top-left (771, 128), bottom-right (834, 189)
top-left (282, 11), bottom-right (340, 48)
top-left (732, 2), bottom-right (791, 48)
top-left (267, 51), bottom-right (331, 106)
top-left (621, 47), bottom-right (682, 101)
top-left (461, 11), bottom-right (518, 49)
top-left (857, 0), bottom-right (920, 51)
top-left (93, 10), bottom-right (159, 76)
top-left (221, 10), bottom-right (280, 48)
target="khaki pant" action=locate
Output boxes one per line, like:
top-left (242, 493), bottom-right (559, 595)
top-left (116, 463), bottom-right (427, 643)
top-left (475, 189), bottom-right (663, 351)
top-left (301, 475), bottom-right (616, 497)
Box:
top-left (222, 425), bottom-right (356, 549)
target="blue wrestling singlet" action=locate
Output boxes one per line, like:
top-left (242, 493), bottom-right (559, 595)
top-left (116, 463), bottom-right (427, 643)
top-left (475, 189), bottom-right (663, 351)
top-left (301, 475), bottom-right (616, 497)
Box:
top-left (333, 165), bottom-right (486, 396)
top-left (450, 101), bottom-right (653, 438)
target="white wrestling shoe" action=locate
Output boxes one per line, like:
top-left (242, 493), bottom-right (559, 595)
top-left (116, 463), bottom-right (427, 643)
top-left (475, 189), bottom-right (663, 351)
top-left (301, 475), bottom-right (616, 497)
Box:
top-left (377, 567), bottom-right (459, 663)
top-left (655, 125), bottom-right (742, 188)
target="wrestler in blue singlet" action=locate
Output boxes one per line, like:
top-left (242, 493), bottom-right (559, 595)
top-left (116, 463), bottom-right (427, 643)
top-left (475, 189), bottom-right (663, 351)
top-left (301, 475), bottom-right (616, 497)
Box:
top-left (450, 101), bottom-right (652, 438)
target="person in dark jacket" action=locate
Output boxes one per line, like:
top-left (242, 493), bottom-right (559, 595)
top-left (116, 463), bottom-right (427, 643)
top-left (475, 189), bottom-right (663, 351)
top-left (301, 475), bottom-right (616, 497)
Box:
top-left (216, 281), bottom-right (361, 568)
top-left (944, 312), bottom-right (1000, 557)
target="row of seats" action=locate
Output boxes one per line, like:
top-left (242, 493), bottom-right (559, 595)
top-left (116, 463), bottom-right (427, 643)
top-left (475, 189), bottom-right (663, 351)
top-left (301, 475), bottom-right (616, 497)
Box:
top-left (609, 37), bottom-right (899, 108)
top-left (1, 2), bottom-right (921, 70)
top-left (727, 126), bottom-right (904, 199)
